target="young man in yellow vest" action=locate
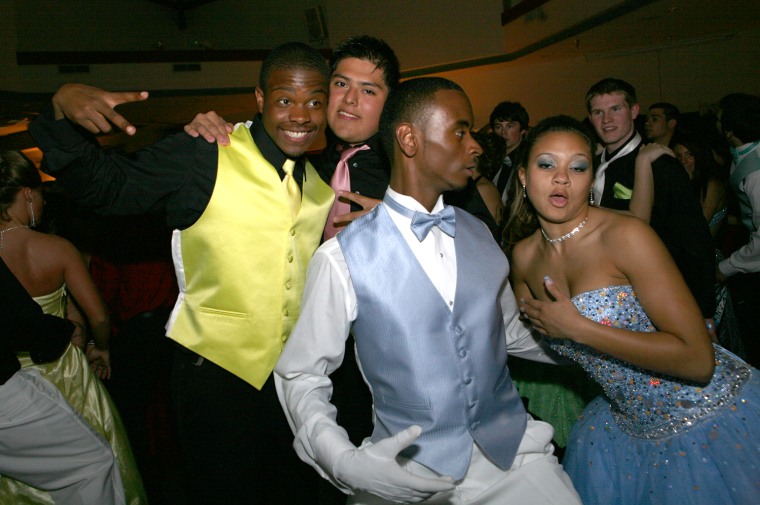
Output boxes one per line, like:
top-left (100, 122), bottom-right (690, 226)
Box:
top-left (30, 42), bottom-right (333, 504)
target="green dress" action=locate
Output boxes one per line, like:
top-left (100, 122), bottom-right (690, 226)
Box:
top-left (0, 285), bottom-right (147, 505)
top-left (509, 356), bottom-right (601, 448)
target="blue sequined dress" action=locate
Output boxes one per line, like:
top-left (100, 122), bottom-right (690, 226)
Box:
top-left (553, 285), bottom-right (760, 505)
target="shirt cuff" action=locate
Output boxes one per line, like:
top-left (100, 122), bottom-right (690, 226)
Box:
top-left (29, 103), bottom-right (95, 174)
top-left (718, 258), bottom-right (737, 277)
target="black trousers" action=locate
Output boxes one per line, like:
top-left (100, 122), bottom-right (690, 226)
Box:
top-left (105, 309), bottom-right (176, 503)
top-left (171, 347), bottom-right (321, 505)
top-left (729, 272), bottom-right (760, 368)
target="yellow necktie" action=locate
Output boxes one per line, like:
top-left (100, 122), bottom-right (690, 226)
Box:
top-left (282, 159), bottom-right (301, 219)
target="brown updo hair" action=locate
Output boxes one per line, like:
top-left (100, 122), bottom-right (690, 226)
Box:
top-left (0, 151), bottom-right (42, 222)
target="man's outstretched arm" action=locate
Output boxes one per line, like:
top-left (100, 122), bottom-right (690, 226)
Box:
top-left (52, 83), bottom-right (148, 135)
top-left (274, 241), bottom-right (454, 502)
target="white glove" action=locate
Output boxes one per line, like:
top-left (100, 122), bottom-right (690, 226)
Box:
top-left (332, 425), bottom-right (455, 503)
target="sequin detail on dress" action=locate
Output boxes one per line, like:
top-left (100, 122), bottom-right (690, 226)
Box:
top-left (554, 285), bottom-right (760, 505)
top-left (548, 285), bottom-right (751, 440)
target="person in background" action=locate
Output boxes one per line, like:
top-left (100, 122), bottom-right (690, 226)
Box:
top-left (444, 130), bottom-right (504, 239)
top-left (488, 101), bottom-right (529, 207)
top-left (586, 78), bottom-right (716, 335)
top-left (645, 102), bottom-right (679, 147)
top-left (671, 131), bottom-right (744, 357)
top-left (716, 93), bottom-right (760, 367)
top-left (1, 255), bottom-right (126, 505)
top-left (0, 150), bottom-right (143, 503)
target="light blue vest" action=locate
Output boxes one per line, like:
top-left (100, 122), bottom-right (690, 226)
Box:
top-left (729, 145), bottom-right (760, 231)
top-left (338, 203), bottom-right (527, 479)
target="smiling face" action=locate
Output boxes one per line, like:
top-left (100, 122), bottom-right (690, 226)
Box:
top-left (412, 90), bottom-right (482, 197)
top-left (327, 57), bottom-right (389, 145)
top-left (588, 92), bottom-right (639, 152)
top-left (519, 130), bottom-right (593, 224)
top-left (255, 68), bottom-right (327, 158)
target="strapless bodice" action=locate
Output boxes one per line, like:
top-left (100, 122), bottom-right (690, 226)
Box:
top-left (547, 285), bottom-right (752, 439)
top-left (32, 284), bottom-right (67, 318)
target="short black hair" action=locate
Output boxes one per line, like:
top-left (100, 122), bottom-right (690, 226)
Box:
top-left (379, 77), bottom-right (463, 160)
top-left (649, 102), bottom-right (680, 122)
top-left (719, 93), bottom-right (760, 143)
top-left (259, 42), bottom-right (329, 92)
top-left (585, 78), bottom-right (638, 113)
top-left (489, 101), bottom-right (529, 130)
top-left (331, 35), bottom-right (400, 91)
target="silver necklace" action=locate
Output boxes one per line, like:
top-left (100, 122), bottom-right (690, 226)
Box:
top-left (0, 224), bottom-right (29, 250)
top-left (540, 217), bottom-right (588, 245)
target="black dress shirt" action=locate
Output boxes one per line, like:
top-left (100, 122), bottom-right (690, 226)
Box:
top-left (312, 131), bottom-right (391, 211)
top-left (598, 136), bottom-right (716, 317)
top-left (30, 108), bottom-right (306, 230)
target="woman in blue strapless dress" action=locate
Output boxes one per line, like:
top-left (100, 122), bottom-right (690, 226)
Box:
top-left (504, 116), bottom-right (760, 504)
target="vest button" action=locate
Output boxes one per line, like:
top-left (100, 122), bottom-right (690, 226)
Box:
top-left (282, 308), bottom-right (289, 316)
top-left (454, 325), bottom-right (463, 334)
top-left (290, 228), bottom-right (296, 236)
top-left (285, 281), bottom-right (292, 289)
top-left (459, 349), bottom-right (467, 358)
top-left (464, 377), bottom-right (472, 385)
top-left (288, 255), bottom-right (294, 263)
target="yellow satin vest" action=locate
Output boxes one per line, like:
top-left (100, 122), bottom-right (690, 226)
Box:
top-left (169, 124), bottom-right (333, 389)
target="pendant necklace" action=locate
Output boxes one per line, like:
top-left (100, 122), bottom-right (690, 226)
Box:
top-left (540, 217), bottom-right (588, 245)
top-left (0, 224), bottom-right (29, 250)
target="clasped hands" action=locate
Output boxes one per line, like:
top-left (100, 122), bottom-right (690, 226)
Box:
top-left (333, 425), bottom-right (455, 503)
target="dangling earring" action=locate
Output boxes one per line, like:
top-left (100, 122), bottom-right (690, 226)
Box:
top-left (522, 185), bottom-right (527, 199)
top-left (28, 199), bottom-right (36, 228)
top-left (589, 190), bottom-right (595, 206)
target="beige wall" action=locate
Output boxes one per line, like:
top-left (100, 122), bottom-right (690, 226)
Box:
top-left (3, 1), bottom-right (759, 130)
top-left (438, 28), bottom-right (760, 128)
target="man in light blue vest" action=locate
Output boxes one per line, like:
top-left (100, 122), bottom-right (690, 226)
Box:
top-left (275, 77), bottom-right (580, 504)
top-left (717, 93), bottom-right (760, 367)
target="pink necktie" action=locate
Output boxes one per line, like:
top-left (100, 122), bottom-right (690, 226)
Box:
top-left (323, 144), bottom-right (370, 240)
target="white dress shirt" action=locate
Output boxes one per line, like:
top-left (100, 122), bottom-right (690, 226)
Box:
top-left (719, 142), bottom-right (760, 275)
top-left (274, 189), bottom-right (576, 504)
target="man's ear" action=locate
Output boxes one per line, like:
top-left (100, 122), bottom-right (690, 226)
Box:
top-left (631, 103), bottom-right (640, 120)
top-left (668, 119), bottom-right (677, 130)
top-left (255, 86), bottom-right (265, 112)
top-left (397, 123), bottom-right (417, 158)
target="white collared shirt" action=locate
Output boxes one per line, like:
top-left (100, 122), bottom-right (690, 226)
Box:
top-left (274, 188), bottom-right (555, 491)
